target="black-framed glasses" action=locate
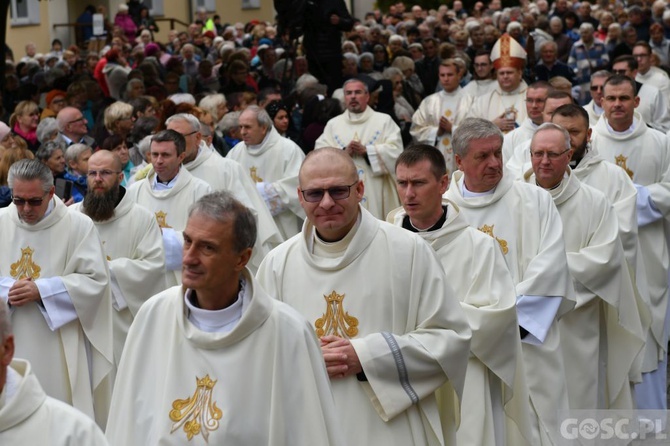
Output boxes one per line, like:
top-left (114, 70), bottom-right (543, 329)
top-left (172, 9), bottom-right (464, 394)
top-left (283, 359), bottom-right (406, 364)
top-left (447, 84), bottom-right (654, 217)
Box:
top-left (68, 116), bottom-right (86, 124)
top-left (12, 192), bottom-right (48, 207)
top-left (530, 148), bottom-right (571, 160)
top-left (182, 130), bottom-right (198, 137)
top-left (87, 170), bottom-right (121, 178)
top-left (590, 85), bottom-right (604, 91)
top-left (300, 181), bottom-right (358, 203)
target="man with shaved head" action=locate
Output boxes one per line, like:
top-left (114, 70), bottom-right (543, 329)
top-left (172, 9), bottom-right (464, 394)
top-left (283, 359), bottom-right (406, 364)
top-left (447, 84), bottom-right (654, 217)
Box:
top-left (258, 147), bottom-right (471, 445)
top-left (74, 150), bottom-right (166, 365)
top-left (55, 107), bottom-right (97, 150)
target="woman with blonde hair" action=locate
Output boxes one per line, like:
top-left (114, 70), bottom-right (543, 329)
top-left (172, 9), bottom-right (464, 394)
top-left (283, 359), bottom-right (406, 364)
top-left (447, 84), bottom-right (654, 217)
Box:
top-left (9, 100), bottom-right (41, 153)
top-left (0, 147), bottom-right (34, 207)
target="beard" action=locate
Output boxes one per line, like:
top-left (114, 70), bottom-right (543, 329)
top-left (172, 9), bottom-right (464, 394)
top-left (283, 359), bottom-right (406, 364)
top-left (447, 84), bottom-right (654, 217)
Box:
top-left (83, 185), bottom-right (120, 222)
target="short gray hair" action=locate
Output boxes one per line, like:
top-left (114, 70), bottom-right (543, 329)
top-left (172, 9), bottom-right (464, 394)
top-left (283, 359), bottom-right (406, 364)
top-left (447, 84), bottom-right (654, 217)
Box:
top-left (382, 66), bottom-right (404, 81)
top-left (242, 105), bottom-right (273, 130)
top-left (35, 140), bottom-right (66, 163)
top-left (188, 191), bottom-right (257, 253)
top-left (452, 118), bottom-right (504, 157)
top-left (219, 111), bottom-right (241, 134)
top-left (137, 135), bottom-right (153, 161)
top-left (199, 94), bottom-right (227, 118)
top-left (591, 69), bottom-right (611, 80)
top-left (0, 299), bottom-right (11, 341)
top-left (579, 22), bottom-right (594, 33)
top-left (36, 117), bottom-right (59, 144)
top-left (166, 113), bottom-right (201, 133)
top-left (65, 143), bottom-right (92, 164)
top-left (531, 122), bottom-right (571, 151)
top-left (8, 158), bottom-right (54, 191)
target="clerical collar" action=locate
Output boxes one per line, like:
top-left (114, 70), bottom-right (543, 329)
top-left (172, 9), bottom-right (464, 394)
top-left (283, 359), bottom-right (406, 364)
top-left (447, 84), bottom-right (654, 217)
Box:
top-left (402, 205), bottom-right (448, 233)
top-left (605, 117), bottom-right (638, 136)
top-left (152, 168), bottom-right (181, 190)
top-left (311, 212), bottom-right (361, 258)
top-left (184, 276), bottom-right (247, 333)
top-left (460, 177), bottom-right (496, 197)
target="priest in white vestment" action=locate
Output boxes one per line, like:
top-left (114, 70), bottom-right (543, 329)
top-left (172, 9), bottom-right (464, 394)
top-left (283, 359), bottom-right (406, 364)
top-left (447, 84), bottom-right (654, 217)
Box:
top-left (0, 301), bottom-right (108, 445)
top-left (389, 145), bottom-right (533, 446)
top-left (462, 34), bottom-right (529, 133)
top-left (107, 191), bottom-right (343, 446)
top-left (226, 106), bottom-right (305, 240)
top-left (444, 118), bottom-right (575, 445)
top-left (167, 113), bottom-right (284, 272)
top-left (502, 82), bottom-right (550, 163)
top-left (410, 59), bottom-right (467, 176)
top-left (526, 124), bottom-right (646, 410)
top-left (460, 52), bottom-right (497, 108)
top-left (315, 78), bottom-right (403, 220)
top-left (0, 159), bottom-right (114, 427)
top-left (127, 130), bottom-right (212, 286)
top-left (74, 151), bottom-right (166, 366)
top-left (590, 74), bottom-right (670, 410)
top-left (634, 42), bottom-right (670, 102)
top-left (257, 148), bottom-right (471, 446)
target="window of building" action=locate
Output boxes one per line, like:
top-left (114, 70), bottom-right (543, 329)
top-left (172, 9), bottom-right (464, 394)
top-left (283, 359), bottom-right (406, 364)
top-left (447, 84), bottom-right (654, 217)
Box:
top-left (10, 0), bottom-right (40, 26)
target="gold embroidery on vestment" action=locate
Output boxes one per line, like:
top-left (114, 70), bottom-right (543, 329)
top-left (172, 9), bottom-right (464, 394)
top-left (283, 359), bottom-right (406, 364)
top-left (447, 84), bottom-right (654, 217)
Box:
top-left (10, 247), bottom-right (41, 280)
top-left (615, 154), bottom-right (634, 179)
top-left (315, 291), bottom-right (359, 338)
top-left (249, 166), bottom-right (263, 183)
top-left (155, 211), bottom-right (172, 229)
top-left (169, 375), bottom-right (222, 442)
top-left (478, 224), bottom-right (509, 255)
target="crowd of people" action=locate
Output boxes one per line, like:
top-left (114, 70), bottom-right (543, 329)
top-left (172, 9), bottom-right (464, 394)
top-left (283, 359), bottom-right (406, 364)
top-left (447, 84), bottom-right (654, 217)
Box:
top-left (1, 0), bottom-right (670, 444)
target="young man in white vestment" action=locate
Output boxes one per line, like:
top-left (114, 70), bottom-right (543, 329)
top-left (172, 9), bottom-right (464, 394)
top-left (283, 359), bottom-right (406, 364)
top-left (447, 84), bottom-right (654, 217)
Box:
top-left (106, 191), bottom-right (344, 446)
top-left (257, 147), bottom-right (472, 446)
top-left (444, 118), bottom-right (575, 445)
top-left (388, 145), bottom-right (534, 446)
top-left (633, 41), bottom-right (670, 103)
top-left (525, 123), bottom-right (646, 410)
top-left (501, 81), bottom-right (551, 163)
top-left (74, 150), bottom-right (166, 366)
top-left (0, 159), bottom-right (114, 427)
top-left (166, 113), bottom-right (284, 273)
top-left (410, 59), bottom-right (467, 176)
top-left (462, 33), bottom-right (529, 134)
top-left (590, 74), bottom-right (670, 410)
top-left (0, 300), bottom-right (109, 445)
top-left (315, 78), bottom-right (404, 220)
top-left (226, 105), bottom-right (305, 240)
top-left (127, 129), bottom-right (212, 287)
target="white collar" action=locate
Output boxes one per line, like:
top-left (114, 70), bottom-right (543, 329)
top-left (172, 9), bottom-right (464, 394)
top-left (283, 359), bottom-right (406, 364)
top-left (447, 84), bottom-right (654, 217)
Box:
top-left (184, 276), bottom-right (248, 333)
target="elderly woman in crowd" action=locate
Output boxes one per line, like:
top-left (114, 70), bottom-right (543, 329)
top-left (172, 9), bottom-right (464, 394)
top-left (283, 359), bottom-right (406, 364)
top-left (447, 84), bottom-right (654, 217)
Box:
top-left (62, 143), bottom-right (91, 202)
top-left (9, 100), bottom-right (40, 153)
top-left (382, 67), bottom-right (415, 124)
top-left (104, 101), bottom-right (134, 141)
top-left (36, 117), bottom-right (59, 145)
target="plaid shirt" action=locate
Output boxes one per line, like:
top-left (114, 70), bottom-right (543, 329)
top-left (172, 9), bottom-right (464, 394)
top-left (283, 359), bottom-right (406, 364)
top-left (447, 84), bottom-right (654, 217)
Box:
top-left (568, 39), bottom-right (609, 85)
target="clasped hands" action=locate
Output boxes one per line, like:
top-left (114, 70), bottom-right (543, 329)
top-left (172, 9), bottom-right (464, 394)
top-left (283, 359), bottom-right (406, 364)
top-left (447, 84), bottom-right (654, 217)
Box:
top-left (8, 279), bottom-right (41, 306)
top-left (321, 335), bottom-right (362, 379)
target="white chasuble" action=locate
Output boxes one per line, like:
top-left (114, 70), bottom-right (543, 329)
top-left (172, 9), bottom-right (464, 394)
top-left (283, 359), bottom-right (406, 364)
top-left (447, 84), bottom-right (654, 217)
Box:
top-left (591, 114), bottom-right (670, 372)
top-left (73, 191), bottom-right (166, 366)
top-left (0, 198), bottom-right (114, 426)
top-left (503, 118), bottom-right (537, 165)
top-left (315, 107), bottom-right (403, 220)
top-left (227, 126), bottom-right (305, 240)
top-left (524, 170), bottom-right (646, 410)
top-left (410, 88), bottom-right (465, 176)
top-left (127, 166), bottom-right (212, 286)
top-left (106, 270), bottom-right (343, 446)
top-left (257, 207), bottom-right (472, 446)
top-left (445, 172), bottom-right (575, 446)
top-left (388, 201), bottom-right (534, 446)
top-left (186, 143), bottom-right (284, 272)
top-left (0, 360), bottom-right (108, 445)
top-left (462, 82), bottom-right (528, 133)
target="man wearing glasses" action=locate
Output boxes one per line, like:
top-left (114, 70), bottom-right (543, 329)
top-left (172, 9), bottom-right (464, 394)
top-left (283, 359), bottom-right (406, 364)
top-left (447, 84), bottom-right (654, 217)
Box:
top-left (501, 81), bottom-right (551, 163)
top-left (591, 74), bottom-right (670, 411)
top-left (0, 159), bottom-right (113, 427)
top-left (55, 107), bottom-right (98, 150)
top-left (258, 147), bottom-right (471, 445)
top-left (584, 70), bottom-right (609, 126)
top-left (445, 118), bottom-right (575, 445)
top-left (74, 150), bottom-right (165, 366)
top-left (525, 122), bottom-right (645, 411)
top-left (633, 41), bottom-right (670, 102)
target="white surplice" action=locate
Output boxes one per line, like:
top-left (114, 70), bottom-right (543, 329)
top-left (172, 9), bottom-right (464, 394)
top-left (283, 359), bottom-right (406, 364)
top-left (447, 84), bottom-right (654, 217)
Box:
top-left (315, 107), bottom-right (403, 220)
top-left (106, 270), bottom-right (344, 446)
top-left (503, 118), bottom-right (538, 165)
top-left (461, 82), bottom-right (529, 133)
top-left (257, 207), bottom-right (472, 446)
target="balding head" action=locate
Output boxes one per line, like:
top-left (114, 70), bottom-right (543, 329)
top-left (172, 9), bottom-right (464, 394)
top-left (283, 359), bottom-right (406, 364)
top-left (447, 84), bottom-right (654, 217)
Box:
top-left (299, 147), bottom-right (358, 185)
top-left (88, 149), bottom-right (123, 172)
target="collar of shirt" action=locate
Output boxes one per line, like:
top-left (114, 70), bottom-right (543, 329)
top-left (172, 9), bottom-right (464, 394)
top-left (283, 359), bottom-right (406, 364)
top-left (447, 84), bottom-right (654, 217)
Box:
top-left (152, 167), bottom-right (181, 190)
top-left (184, 276), bottom-right (247, 333)
top-left (605, 116), bottom-right (638, 136)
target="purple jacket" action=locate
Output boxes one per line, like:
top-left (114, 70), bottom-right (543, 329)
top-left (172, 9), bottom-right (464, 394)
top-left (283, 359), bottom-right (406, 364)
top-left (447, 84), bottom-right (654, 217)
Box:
top-left (114, 13), bottom-right (137, 43)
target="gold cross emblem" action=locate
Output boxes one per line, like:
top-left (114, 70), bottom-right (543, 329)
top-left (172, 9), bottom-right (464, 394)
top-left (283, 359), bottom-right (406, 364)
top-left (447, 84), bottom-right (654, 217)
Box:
top-left (315, 291), bottom-right (359, 338)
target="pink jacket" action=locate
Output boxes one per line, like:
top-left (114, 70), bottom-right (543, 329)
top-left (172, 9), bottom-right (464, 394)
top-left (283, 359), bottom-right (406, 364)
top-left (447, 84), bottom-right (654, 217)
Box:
top-left (114, 13), bottom-right (137, 43)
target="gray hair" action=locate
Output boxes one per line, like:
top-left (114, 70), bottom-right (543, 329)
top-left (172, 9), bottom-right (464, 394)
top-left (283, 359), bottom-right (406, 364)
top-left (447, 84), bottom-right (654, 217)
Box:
top-left (219, 111), bottom-right (241, 134)
top-left (540, 40), bottom-right (558, 52)
top-left (168, 93), bottom-right (196, 105)
top-left (242, 105), bottom-right (273, 130)
top-left (343, 52), bottom-right (359, 64)
top-left (188, 191), bottom-right (257, 253)
top-left (382, 66), bottom-right (404, 81)
top-left (359, 52), bottom-right (374, 63)
top-left (35, 140), bottom-right (66, 163)
top-left (591, 69), bottom-right (611, 80)
top-left (65, 143), bottom-right (92, 165)
top-left (137, 134), bottom-right (153, 161)
top-left (579, 22), bottom-right (594, 33)
top-left (166, 113), bottom-right (201, 133)
top-left (295, 74), bottom-right (319, 94)
top-left (36, 117), bottom-right (59, 144)
top-left (199, 120), bottom-right (212, 138)
top-left (531, 122), bottom-right (571, 151)
top-left (343, 78), bottom-right (369, 93)
top-left (452, 118), bottom-right (503, 157)
top-left (199, 94), bottom-right (227, 118)
top-left (125, 78), bottom-right (144, 92)
top-left (0, 299), bottom-right (11, 341)
top-left (8, 158), bottom-right (54, 191)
